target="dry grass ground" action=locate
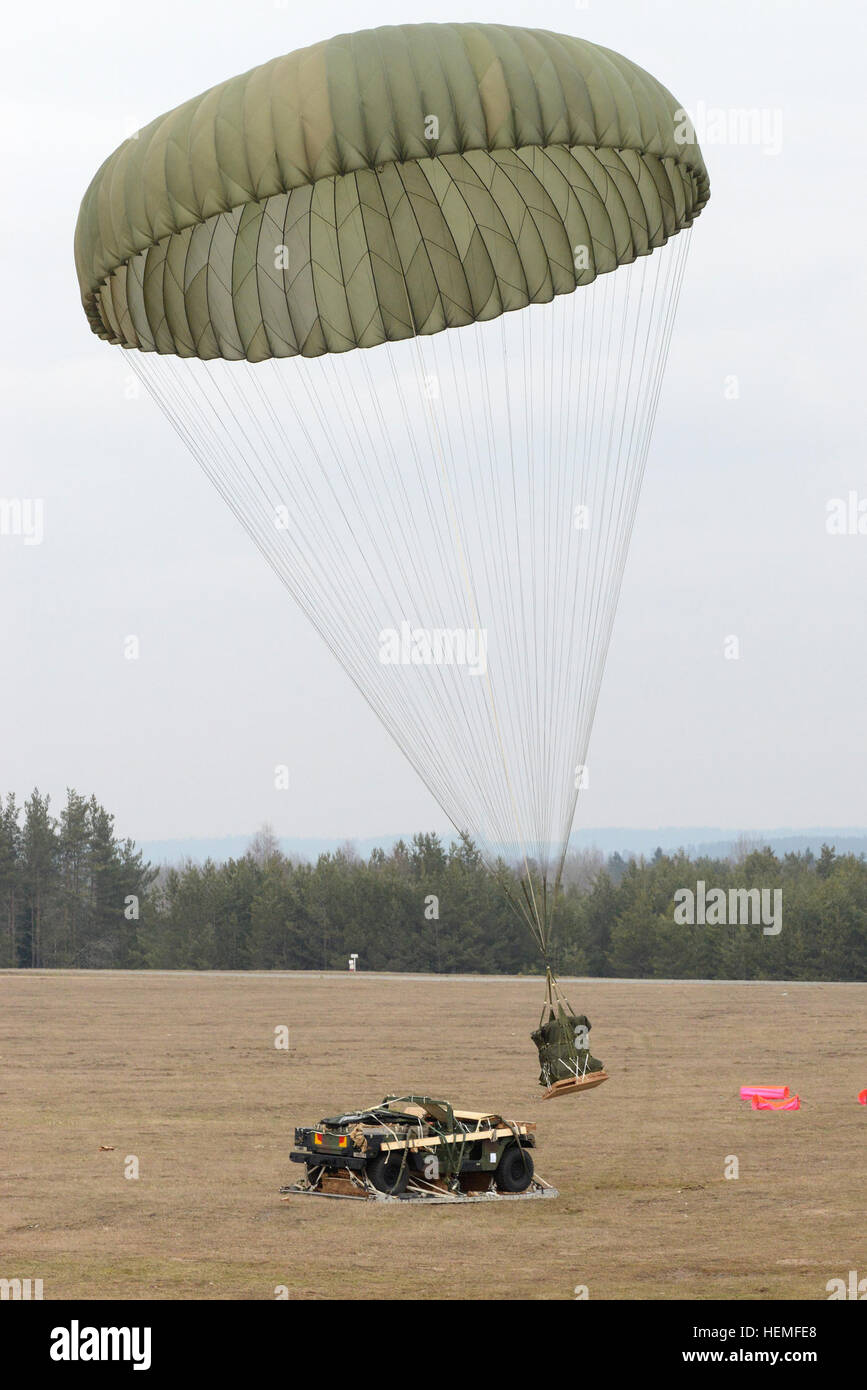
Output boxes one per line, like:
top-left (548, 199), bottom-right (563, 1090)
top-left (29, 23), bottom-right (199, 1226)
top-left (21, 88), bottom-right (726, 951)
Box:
top-left (1, 971), bottom-right (865, 1301)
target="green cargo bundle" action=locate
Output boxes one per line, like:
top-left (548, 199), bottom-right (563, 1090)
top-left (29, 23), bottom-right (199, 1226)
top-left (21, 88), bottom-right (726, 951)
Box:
top-left (532, 1007), bottom-right (604, 1087)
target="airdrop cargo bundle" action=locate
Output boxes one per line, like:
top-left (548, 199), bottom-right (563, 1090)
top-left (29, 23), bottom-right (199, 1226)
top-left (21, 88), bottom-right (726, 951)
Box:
top-left (281, 1095), bottom-right (557, 1203)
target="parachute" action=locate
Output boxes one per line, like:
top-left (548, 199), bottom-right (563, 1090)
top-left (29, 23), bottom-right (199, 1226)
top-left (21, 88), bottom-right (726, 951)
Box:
top-left (75, 24), bottom-right (709, 1008)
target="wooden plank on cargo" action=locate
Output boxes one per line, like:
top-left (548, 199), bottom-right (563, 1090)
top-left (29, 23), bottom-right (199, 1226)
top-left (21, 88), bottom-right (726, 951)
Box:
top-left (379, 1123), bottom-right (531, 1153)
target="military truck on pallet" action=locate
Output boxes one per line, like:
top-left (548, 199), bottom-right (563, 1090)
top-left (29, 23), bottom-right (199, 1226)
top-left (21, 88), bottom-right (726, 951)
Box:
top-left (284, 1094), bottom-right (551, 1201)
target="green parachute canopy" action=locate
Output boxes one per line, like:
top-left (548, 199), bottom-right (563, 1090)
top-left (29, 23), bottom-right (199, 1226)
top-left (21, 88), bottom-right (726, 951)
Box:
top-left (75, 22), bottom-right (708, 358)
top-left (75, 24), bottom-right (708, 968)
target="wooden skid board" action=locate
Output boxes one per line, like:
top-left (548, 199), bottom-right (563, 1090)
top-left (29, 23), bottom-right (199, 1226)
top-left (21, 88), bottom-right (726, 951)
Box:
top-left (541, 1071), bottom-right (610, 1100)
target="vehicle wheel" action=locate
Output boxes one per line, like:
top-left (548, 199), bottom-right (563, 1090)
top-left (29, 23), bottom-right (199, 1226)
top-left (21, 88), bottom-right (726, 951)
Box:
top-left (495, 1144), bottom-right (534, 1193)
top-left (366, 1152), bottom-right (409, 1195)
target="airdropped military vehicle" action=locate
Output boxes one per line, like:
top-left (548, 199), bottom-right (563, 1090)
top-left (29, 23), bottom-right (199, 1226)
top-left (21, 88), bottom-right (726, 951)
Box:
top-left (283, 1095), bottom-right (551, 1202)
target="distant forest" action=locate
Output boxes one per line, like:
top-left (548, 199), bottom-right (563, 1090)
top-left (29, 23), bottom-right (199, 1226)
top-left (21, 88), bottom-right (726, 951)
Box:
top-left (1, 788), bottom-right (866, 980)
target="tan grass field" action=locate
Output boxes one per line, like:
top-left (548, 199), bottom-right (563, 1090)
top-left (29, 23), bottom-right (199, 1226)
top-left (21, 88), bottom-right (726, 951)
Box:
top-left (1, 970), bottom-right (865, 1301)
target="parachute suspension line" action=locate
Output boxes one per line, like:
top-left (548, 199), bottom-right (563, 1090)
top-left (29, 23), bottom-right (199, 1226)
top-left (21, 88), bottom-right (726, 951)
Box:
top-left (375, 333), bottom-right (528, 897)
top-left (500, 233), bottom-right (690, 965)
top-left (132, 347), bottom-right (487, 848)
top-left (419, 317), bottom-right (546, 954)
top-left (496, 306), bottom-right (553, 960)
top-left (364, 350), bottom-right (515, 844)
top-left (142, 327), bottom-right (532, 905)
top-left (129, 229), bottom-right (692, 973)
top-left (410, 329), bottom-right (546, 955)
top-left (550, 229), bottom-right (693, 903)
top-left (540, 964), bottom-right (577, 1026)
top-left (275, 348), bottom-right (488, 803)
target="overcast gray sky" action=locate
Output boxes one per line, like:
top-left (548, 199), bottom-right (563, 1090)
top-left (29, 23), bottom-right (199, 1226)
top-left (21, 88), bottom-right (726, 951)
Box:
top-left (1, 0), bottom-right (865, 845)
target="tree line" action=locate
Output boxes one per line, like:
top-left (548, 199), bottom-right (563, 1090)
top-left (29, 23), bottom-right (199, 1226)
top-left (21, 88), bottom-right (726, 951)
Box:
top-left (0, 790), bottom-right (154, 968)
top-left (1, 789), bottom-right (866, 980)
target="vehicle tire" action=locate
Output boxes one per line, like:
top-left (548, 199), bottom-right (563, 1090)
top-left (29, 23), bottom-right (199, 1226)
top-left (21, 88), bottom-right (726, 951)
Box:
top-left (366, 1152), bottom-right (409, 1195)
top-left (495, 1143), bottom-right (534, 1193)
